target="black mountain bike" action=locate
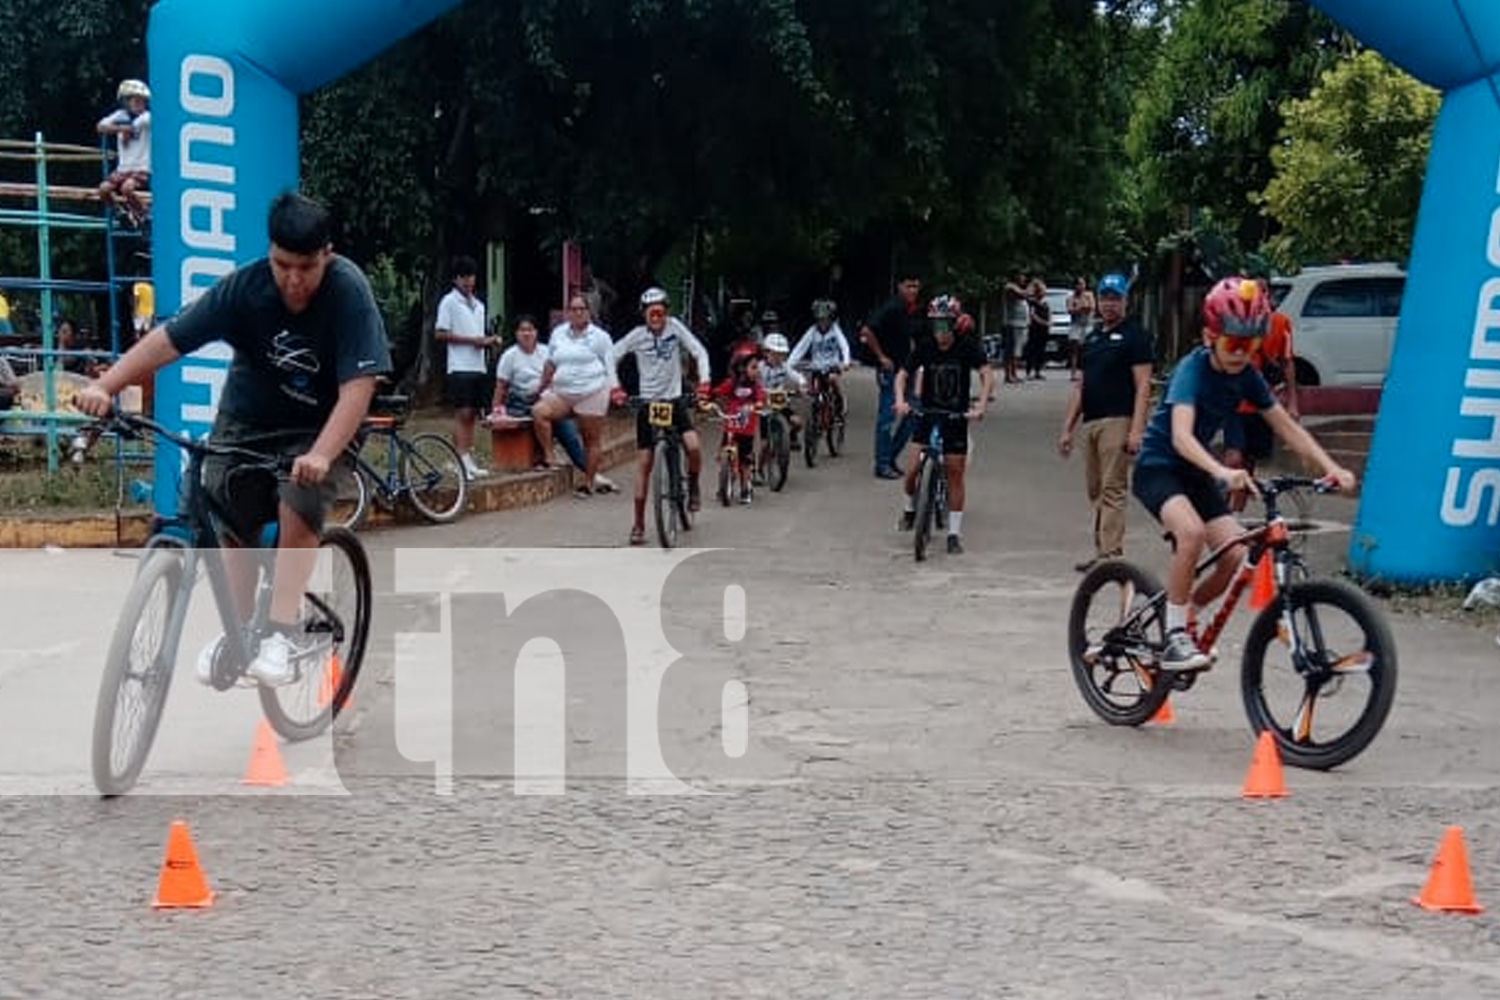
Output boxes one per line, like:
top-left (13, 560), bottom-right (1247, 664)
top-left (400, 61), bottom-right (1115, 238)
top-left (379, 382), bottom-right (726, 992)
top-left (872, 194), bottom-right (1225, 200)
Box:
top-left (87, 410), bottom-right (371, 796)
top-left (907, 405), bottom-right (970, 562)
top-left (802, 369), bottom-right (846, 467)
top-left (1067, 475), bottom-right (1396, 770)
top-left (757, 387), bottom-right (794, 492)
top-left (631, 397), bottom-right (696, 548)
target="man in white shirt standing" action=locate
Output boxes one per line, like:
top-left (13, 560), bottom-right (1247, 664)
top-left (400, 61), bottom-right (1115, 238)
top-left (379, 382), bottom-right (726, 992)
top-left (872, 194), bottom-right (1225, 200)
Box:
top-left (435, 255), bottom-right (496, 479)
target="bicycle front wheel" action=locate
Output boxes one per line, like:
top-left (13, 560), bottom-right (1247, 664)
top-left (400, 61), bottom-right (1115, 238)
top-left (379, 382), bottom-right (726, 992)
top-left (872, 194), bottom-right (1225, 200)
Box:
top-left (1241, 578), bottom-right (1397, 770)
top-left (913, 455), bottom-right (934, 562)
top-left (329, 463), bottom-right (370, 531)
top-left (403, 433), bottom-right (468, 523)
top-left (767, 415), bottom-right (789, 492)
top-left (653, 440), bottom-right (679, 549)
top-left (92, 549), bottom-right (186, 796)
top-left (259, 527), bottom-right (372, 742)
top-left (804, 401), bottom-right (820, 467)
top-left (1067, 560), bottom-right (1171, 726)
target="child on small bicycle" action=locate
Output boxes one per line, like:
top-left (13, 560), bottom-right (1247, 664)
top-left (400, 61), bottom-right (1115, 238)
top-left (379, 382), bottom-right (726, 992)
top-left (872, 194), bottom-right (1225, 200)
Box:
top-left (714, 349), bottom-right (767, 504)
top-left (759, 332), bottom-right (806, 446)
top-left (1132, 276), bottom-right (1355, 671)
top-left (893, 296), bottom-right (994, 555)
top-left (788, 298), bottom-right (852, 415)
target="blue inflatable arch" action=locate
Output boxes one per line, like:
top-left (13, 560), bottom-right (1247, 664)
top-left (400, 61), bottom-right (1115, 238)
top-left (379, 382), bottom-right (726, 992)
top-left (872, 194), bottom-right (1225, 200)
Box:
top-left (147, 1), bottom-right (1493, 582)
top-left (1308, 1), bottom-right (1500, 582)
top-left (146, 0), bottom-right (464, 512)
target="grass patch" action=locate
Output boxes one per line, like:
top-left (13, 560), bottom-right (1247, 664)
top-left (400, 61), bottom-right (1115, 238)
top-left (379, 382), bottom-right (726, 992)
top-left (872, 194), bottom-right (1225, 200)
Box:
top-left (0, 436), bottom-right (153, 515)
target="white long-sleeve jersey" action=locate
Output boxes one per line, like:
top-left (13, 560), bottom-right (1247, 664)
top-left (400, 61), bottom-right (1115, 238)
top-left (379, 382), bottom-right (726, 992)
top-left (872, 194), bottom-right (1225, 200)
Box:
top-left (608, 316), bottom-right (712, 401)
top-left (788, 322), bottom-right (851, 371)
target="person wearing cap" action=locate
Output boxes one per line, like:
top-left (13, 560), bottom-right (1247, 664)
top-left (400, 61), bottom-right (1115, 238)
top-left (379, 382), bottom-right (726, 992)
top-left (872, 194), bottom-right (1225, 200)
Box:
top-left (97, 79), bottom-right (152, 227)
top-left (1057, 272), bottom-right (1154, 573)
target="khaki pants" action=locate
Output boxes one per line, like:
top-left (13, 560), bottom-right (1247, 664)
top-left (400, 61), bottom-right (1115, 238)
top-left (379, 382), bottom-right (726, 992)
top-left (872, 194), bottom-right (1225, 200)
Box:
top-left (1082, 416), bottom-right (1132, 558)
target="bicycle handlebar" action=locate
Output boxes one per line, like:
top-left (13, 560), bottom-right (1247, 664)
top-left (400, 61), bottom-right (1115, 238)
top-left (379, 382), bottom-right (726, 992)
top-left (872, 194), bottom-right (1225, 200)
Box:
top-left (1253, 474), bottom-right (1340, 498)
top-left (83, 407), bottom-right (294, 473)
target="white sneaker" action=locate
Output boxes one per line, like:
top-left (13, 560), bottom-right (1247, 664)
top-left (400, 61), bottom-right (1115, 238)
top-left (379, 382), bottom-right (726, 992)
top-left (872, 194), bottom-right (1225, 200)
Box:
top-left (196, 634), bottom-right (224, 686)
top-left (461, 453), bottom-right (489, 480)
top-left (593, 472), bottom-right (617, 493)
top-left (247, 631), bottom-right (305, 687)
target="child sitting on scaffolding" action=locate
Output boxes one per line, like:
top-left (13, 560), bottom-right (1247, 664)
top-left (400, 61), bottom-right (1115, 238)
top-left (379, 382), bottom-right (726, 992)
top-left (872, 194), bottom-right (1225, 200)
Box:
top-left (96, 79), bottom-right (151, 228)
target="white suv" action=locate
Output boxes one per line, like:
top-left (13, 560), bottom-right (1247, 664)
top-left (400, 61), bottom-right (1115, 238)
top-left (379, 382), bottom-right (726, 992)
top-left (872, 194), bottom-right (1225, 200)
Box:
top-left (1268, 263), bottom-right (1405, 387)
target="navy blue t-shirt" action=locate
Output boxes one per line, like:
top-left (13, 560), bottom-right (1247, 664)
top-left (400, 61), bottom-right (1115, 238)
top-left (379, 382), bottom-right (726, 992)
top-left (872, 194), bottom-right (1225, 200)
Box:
top-left (166, 255), bottom-right (391, 433)
top-left (1136, 347), bottom-right (1275, 469)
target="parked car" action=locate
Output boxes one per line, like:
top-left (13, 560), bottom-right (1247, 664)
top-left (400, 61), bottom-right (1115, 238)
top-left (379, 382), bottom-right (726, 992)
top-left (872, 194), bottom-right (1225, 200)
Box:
top-left (1267, 263), bottom-right (1405, 387)
top-left (1043, 287), bottom-right (1075, 366)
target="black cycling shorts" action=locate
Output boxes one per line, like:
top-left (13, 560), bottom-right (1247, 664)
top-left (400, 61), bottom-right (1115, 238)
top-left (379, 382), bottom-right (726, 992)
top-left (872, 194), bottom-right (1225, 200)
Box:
top-left (912, 413), bottom-right (969, 456)
top-left (202, 413), bottom-right (340, 544)
top-left (635, 397), bottom-right (696, 450)
top-left (1132, 462), bottom-right (1230, 523)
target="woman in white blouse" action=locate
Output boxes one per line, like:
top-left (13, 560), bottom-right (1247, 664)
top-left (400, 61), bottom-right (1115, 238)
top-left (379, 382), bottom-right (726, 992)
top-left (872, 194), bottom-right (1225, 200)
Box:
top-left (535, 294), bottom-right (614, 495)
top-left (490, 315), bottom-right (586, 474)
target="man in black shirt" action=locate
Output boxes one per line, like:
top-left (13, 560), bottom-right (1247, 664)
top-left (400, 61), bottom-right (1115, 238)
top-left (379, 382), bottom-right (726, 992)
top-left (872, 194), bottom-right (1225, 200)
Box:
top-left (893, 296), bottom-right (994, 554)
top-left (859, 272), bottom-right (929, 478)
top-left (78, 192), bottom-right (392, 687)
top-left (1056, 273), bottom-right (1154, 571)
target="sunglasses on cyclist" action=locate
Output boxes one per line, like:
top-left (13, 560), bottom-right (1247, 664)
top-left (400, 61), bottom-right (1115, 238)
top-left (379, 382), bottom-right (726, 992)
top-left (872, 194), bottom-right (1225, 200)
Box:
top-left (1218, 334), bottom-right (1262, 353)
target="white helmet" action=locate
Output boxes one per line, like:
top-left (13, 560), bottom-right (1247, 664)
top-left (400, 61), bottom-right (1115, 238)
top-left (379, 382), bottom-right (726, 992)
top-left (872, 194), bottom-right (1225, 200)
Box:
top-left (117, 79), bottom-right (151, 102)
top-left (639, 286), bottom-right (670, 310)
top-left (764, 333), bottom-right (790, 354)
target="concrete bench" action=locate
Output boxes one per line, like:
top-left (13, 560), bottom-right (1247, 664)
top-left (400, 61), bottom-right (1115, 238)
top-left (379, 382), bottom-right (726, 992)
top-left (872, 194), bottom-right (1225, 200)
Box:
top-left (486, 415), bottom-right (545, 473)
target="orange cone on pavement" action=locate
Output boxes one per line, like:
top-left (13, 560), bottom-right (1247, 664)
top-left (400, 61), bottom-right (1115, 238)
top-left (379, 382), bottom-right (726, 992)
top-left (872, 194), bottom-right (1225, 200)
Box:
top-left (317, 652), bottom-right (344, 709)
top-left (1412, 827), bottom-right (1484, 913)
top-left (1147, 697), bottom-right (1175, 726)
top-left (152, 820), bottom-right (215, 909)
top-left (241, 719), bottom-right (287, 788)
top-left (1241, 730), bottom-right (1288, 798)
top-left (1248, 555), bottom-right (1275, 611)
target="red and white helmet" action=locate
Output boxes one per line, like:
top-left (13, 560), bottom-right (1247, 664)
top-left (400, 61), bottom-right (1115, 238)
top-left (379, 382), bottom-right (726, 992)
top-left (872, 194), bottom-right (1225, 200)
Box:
top-left (1202, 277), bottom-right (1270, 339)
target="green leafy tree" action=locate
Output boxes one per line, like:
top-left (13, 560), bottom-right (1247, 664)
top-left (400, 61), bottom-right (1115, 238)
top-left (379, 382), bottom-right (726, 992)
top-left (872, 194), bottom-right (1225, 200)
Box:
top-left (1258, 50), bottom-right (1438, 269)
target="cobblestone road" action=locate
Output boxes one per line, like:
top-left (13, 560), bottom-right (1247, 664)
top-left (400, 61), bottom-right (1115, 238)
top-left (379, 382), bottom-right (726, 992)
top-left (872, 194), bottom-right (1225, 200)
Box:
top-left (2, 369), bottom-right (1497, 998)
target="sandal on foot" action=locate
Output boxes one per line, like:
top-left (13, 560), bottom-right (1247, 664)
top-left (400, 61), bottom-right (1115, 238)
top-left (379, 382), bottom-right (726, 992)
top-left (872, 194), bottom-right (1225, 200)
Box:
top-left (629, 526), bottom-right (646, 546)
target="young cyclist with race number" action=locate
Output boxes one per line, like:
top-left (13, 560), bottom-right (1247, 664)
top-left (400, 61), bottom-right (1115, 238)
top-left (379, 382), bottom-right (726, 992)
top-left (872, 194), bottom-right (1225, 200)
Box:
top-left (893, 296), bottom-right (994, 555)
top-left (608, 287), bottom-right (713, 546)
top-left (1132, 276), bottom-right (1355, 671)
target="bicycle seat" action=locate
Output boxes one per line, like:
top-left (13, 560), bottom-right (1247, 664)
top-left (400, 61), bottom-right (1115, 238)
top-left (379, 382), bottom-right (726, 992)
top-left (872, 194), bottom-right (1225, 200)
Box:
top-left (372, 394), bottom-right (410, 412)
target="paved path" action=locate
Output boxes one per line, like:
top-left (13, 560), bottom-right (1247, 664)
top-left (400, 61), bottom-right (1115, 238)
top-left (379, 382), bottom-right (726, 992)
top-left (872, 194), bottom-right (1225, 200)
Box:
top-left (1, 368), bottom-right (1498, 998)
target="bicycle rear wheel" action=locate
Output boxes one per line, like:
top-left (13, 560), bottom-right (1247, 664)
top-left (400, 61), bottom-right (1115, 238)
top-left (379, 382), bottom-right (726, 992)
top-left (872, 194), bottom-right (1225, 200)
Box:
top-left (653, 440), bottom-right (679, 549)
top-left (1241, 578), bottom-right (1397, 770)
top-left (403, 433), bottom-right (468, 523)
top-left (92, 549), bottom-right (186, 796)
top-left (1067, 560), bottom-right (1171, 726)
top-left (913, 455), bottom-right (934, 562)
top-left (259, 527), bottom-right (372, 742)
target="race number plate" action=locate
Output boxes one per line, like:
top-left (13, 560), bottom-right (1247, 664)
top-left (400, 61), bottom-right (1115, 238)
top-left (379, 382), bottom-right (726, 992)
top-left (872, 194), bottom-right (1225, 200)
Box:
top-left (648, 401), bottom-right (675, 428)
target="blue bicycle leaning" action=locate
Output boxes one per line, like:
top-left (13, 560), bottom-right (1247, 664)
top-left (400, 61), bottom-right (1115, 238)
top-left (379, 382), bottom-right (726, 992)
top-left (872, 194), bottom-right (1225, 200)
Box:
top-left (86, 409), bottom-right (371, 796)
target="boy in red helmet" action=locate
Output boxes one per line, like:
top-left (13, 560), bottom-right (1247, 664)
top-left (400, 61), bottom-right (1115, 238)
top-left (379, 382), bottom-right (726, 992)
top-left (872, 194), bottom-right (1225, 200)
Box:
top-left (1130, 277), bottom-right (1355, 671)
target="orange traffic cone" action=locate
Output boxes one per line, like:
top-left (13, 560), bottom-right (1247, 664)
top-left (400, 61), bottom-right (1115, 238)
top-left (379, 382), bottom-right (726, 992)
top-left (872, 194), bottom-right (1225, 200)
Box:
top-left (1241, 730), bottom-right (1288, 798)
top-left (317, 652), bottom-right (344, 709)
top-left (152, 820), bottom-right (215, 909)
top-left (1248, 555), bottom-right (1275, 611)
top-left (241, 719), bottom-right (287, 788)
top-left (1147, 697), bottom-right (1175, 726)
top-left (1412, 827), bottom-right (1484, 913)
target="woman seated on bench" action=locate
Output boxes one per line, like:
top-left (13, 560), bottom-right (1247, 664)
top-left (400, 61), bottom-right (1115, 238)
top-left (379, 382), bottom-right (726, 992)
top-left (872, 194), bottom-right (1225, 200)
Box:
top-left (490, 314), bottom-right (613, 492)
top-left (534, 295), bottom-right (616, 497)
